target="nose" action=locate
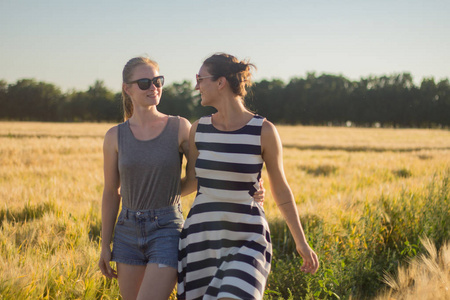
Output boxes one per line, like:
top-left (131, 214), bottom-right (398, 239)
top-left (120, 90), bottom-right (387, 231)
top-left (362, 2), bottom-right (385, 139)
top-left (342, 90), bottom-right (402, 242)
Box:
top-left (195, 82), bottom-right (200, 90)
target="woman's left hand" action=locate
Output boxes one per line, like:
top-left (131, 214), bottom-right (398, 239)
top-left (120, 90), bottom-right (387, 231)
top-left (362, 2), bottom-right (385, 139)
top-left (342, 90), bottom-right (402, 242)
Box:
top-left (297, 243), bottom-right (319, 274)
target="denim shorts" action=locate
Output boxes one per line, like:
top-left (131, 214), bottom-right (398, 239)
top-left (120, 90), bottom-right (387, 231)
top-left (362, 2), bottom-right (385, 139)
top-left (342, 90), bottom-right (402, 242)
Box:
top-left (111, 205), bottom-right (184, 269)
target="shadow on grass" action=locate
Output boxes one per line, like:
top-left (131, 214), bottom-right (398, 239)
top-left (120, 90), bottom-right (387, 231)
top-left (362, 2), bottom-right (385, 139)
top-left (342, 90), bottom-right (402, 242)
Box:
top-left (89, 218), bottom-right (102, 243)
top-left (298, 164), bottom-right (338, 177)
top-left (0, 201), bottom-right (56, 225)
top-left (284, 144), bottom-right (450, 152)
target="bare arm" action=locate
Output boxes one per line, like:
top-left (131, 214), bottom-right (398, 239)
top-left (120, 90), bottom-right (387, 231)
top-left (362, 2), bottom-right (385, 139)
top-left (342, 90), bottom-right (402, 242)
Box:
top-left (98, 126), bottom-right (121, 278)
top-left (261, 120), bottom-right (319, 274)
top-left (181, 120), bottom-right (199, 197)
top-left (179, 118), bottom-right (198, 197)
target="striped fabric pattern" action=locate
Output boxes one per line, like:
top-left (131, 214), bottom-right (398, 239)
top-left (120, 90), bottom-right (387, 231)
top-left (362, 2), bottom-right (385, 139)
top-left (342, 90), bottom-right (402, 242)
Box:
top-left (178, 115), bottom-right (272, 300)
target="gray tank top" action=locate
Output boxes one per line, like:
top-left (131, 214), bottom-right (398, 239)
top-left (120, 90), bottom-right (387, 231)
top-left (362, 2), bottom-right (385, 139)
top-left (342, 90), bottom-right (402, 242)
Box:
top-left (118, 116), bottom-right (181, 210)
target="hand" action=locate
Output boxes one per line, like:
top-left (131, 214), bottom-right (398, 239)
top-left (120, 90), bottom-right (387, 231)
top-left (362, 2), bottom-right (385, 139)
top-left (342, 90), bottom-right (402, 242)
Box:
top-left (253, 179), bottom-right (266, 205)
top-left (98, 247), bottom-right (117, 279)
top-left (297, 243), bottom-right (319, 274)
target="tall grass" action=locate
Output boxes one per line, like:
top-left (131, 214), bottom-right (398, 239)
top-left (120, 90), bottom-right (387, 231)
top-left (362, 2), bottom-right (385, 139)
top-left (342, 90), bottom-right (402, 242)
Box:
top-left (1, 122), bottom-right (449, 299)
top-left (376, 238), bottom-right (450, 300)
top-left (375, 237), bottom-right (450, 300)
top-left (265, 168), bottom-right (449, 299)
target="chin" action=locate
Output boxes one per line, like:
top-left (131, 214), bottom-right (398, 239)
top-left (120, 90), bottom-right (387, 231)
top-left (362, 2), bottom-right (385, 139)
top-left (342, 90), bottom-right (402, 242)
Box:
top-left (148, 98), bottom-right (160, 106)
top-left (200, 97), bottom-right (212, 107)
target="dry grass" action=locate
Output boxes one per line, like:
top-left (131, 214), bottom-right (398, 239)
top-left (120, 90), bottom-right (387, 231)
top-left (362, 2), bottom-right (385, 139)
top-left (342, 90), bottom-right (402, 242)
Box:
top-left (277, 125), bottom-right (450, 151)
top-left (0, 121), bottom-right (111, 137)
top-left (0, 121), bottom-right (449, 299)
top-left (375, 237), bottom-right (450, 300)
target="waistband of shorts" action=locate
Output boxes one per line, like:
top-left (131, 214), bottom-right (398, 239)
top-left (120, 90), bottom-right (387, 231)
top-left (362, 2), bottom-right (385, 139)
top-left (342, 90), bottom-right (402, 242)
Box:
top-left (120, 204), bottom-right (181, 219)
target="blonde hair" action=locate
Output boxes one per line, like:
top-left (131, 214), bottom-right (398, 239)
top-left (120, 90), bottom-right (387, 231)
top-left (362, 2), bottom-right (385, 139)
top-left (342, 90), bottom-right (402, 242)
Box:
top-left (122, 57), bottom-right (159, 120)
top-left (202, 53), bottom-right (256, 98)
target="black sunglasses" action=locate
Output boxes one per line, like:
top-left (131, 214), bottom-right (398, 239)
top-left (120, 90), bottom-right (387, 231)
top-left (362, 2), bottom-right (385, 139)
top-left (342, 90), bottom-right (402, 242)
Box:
top-left (127, 76), bottom-right (165, 90)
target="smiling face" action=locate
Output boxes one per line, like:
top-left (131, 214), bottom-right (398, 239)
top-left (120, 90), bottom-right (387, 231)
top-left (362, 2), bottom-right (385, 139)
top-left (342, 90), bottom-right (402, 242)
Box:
top-left (195, 64), bottom-right (217, 106)
top-left (124, 64), bottom-right (162, 108)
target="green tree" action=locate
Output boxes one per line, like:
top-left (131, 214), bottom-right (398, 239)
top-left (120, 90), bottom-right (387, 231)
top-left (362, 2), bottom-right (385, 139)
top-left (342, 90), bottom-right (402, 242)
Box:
top-left (1, 74), bottom-right (448, 127)
top-left (6, 79), bottom-right (63, 121)
top-left (306, 74), bottom-right (353, 125)
top-left (283, 77), bottom-right (309, 124)
top-left (418, 78), bottom-right (438, 127)
top-left (63, 80), bottom-right (120, 121)
top-left (158, 81), bottom-right (196, 120)
top-left (249, 79), bottom-right (285, 122)
top-left (358, 73), bottom-right (416, 127)
top-left (434, 79), bottom-right (450, 127)
top-left (0, 80), bottom-right (8, 119)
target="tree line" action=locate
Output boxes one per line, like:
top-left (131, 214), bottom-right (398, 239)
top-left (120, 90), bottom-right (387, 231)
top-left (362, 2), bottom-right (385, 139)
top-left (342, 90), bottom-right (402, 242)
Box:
top-left (0, 72), bottom-right (448, 127)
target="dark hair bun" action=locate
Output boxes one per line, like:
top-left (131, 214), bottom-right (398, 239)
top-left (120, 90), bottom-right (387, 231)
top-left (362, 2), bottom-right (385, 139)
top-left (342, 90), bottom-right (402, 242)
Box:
top-left (203, 53), bottom-right (256, 97)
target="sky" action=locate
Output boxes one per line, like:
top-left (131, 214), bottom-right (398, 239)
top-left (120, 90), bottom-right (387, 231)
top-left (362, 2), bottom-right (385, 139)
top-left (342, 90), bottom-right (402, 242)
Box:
top-left (1, 0), bottom-right (449, 93)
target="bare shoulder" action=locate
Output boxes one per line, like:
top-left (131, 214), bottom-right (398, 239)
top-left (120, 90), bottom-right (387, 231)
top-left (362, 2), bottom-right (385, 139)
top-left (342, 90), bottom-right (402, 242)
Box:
top-left (105, 125), bottom-right (118, 139)
top-left (178, 116), bottom-right (192, 130)
top-left (261, 119), bottom-right (283, 156)
top-left (262, 119), bottom-right (276, 131)
top-left (261, 119), bottom-right (280, 140)
top-left (104, 125), bottom-right (119, 150)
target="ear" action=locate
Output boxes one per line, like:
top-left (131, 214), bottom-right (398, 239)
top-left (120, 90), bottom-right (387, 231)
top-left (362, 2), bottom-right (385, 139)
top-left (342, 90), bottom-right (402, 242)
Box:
top-left (217, 76), bottom-right (227, 90)
top-left (123, 83), bottom-right (131, 96)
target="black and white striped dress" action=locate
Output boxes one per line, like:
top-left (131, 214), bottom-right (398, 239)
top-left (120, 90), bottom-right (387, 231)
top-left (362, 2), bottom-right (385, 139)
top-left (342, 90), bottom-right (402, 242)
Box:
top-left (178, 115), bottom-right (272, 300)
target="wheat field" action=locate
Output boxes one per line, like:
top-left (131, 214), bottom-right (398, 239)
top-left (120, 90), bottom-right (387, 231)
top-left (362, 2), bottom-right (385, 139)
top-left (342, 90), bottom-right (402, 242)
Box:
top-left (1, 121), bottom-right (449, 299)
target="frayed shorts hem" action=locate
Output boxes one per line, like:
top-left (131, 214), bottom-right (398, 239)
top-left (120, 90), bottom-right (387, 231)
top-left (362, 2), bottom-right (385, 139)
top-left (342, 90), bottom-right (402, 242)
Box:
top-left (112, 258), bottom-right (178, 269)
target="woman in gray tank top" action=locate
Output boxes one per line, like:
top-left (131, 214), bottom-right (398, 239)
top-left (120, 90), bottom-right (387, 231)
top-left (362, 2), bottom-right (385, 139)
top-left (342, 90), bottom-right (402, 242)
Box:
top-left (98, 56), bottom-right (265, 300)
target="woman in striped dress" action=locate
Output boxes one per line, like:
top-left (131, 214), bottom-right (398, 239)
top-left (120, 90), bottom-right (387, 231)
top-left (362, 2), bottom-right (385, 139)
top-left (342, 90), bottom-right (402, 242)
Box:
top-left (178, 53), bottom-right (319, 300)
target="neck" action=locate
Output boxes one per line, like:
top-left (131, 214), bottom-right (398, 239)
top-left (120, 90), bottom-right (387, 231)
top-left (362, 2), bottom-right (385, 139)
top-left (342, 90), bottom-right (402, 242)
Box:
top-left (212, 95), bottom-right (253, 131)
top-left (129, 106), bottom-right (164, 125)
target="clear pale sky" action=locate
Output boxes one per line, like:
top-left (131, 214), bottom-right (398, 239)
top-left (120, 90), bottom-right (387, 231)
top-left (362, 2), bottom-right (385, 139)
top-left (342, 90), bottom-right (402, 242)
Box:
top-left (1, 0), bottom-right (449, 93)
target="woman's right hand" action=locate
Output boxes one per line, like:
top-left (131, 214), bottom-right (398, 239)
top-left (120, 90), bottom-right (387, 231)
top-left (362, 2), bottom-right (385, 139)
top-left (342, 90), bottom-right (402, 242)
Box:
top-left (253, 178), bottom-right (266, 205)
top-left (98, 247), bottom-right (117, 278)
